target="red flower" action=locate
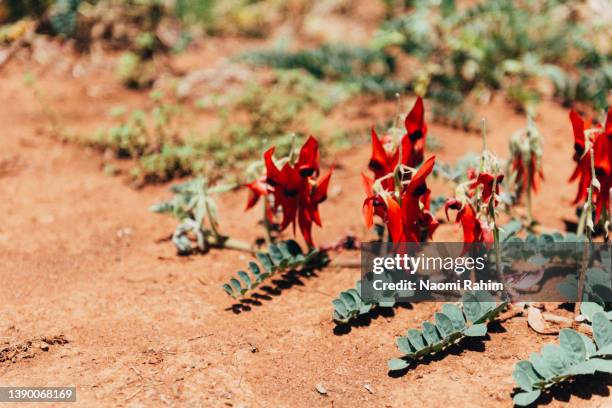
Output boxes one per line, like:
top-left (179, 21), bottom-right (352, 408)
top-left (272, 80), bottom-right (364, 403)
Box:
top-left (296, 136), bottom-right (320, 177)
top-left (511, 154), bottom-right (544, 194)
top-left (568, 108), bottom-right (612, 222)
top-left (363, 193), bottom-right (405, 242)
top-left (401, 156), bottom-right (437, 241)
top-left (366, 97), bottom-right (428, 187)
top-left (246, 136), bottom-right (332, 246)
top-left (402, 96), bottom-right (428, 168)
top-left (569, 110), bottom-right (586, 162)
top-left (368, 127), bottom-right (398, 188)
top-left (470, 172), bottom-right (504, 204)
top-left (363, 156), bottom-right (438, 242)
top-left (445, 199), bottom-right (493, 253)
top-left (245, 177), bottom-right (268, 210)
top-left (298, 168), bottom-right (333, 246)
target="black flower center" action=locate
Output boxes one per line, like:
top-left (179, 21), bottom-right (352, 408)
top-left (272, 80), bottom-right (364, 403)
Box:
top-left (369, 160), bottom-right (384, 172)
top-left (409, 130), bottom-right (423, 142)
top-left (411, 183), bottom-right (427, 196)
top-left (573, 143), bottom-right (584, 157)
top-left (299, 167), bottom-right (315, 177)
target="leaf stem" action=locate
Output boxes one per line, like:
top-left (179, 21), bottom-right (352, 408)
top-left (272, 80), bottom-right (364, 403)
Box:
top-left (574, 146), bottom-right (596, 317)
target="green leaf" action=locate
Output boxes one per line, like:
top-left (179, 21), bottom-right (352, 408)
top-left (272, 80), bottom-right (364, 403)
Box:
top-left (559, 329), bottom-right (586, 364)
top-left (529, 352), bottom-right (554, 379)
top-left (581, 302), bottom-right (604, 321)
top-left (388, 358), bottom-right (409, 371)
top-left (256, 252), bottom-right (274, 272)
top-left (593, 343), bottom-right (612, 357)
top-left (222, 283), bottom-right (234, 298)
top-left (591, 358), bottom-right (612, 373)
top-left (513, 369), bottom-right (534, 392)
top-left (593, 312), bottom-right (612, 349)
top-left (541, 344), bottom-right (570, 375)
top-left (567, 359), bottom-right (598, 375)
top-left (285, 240), bottom-right (303, 257)
top-left (248, 261), bottom-right (262, 279)
top-left (516, 361), bottom-right (542, 384)
top-left (379, 299), bottom-right (396, 307)
top-left (463, 323), bottom-right (487, 337)
top-left (237, 271), bottom-right (252, 289)
top-left (513, 390), bottom-right (541, 406)
top-left (230, 278), bottom-right (242, 295)
top-left (396, 337), bottom-right (415, 355)
top-left (462, 292), bottom-right (482, 323)
top-left (578, 332), bottom-right (597, 357)
top-left (442, 304), bottom-right (466, 330)
top-left (332, 299), bottom-right (348, 318)
top-left (435, 313), bottom-right (455, 337)
top-left (268, 244), bottom-right (284, 266)
top-left (339, 292), bottom-right (357, 311)
top-left (407, 329), bottom-right (426, 351)
top-left (500, 219), bottom-right (522, 242)
top-left (422, 321), bottom-right (441, 344)
top-left (556, 282), bottom-right (577, 301)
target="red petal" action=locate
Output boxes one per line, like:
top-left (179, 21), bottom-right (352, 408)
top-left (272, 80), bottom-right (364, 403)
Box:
top-left (569, 110), bottom-right (585, 157)
top-left (361, 172), bottom-right (374, 195)
top-left (385, 196), bottom-right (404, 242)
top-left (369, 127), bottom-right (390, 177)
top-left (298, 208), bottom-right (314, 247)
top-left (313, 168), bottom-right (333, 204)
top-left (244, 179), bottom-right (267, 210)
top-left (406, 155), bottom-right (436, 195)
top-left (297, 136), bottom-right (320, 177)
top-left (264, 147), bottom-right (281, 184)
top-left (404, 96), bottom-right (427, 141)
top-left (362, 197), bottom-right (375, 228)
top-left (444, 198), bottom-right (462, 221)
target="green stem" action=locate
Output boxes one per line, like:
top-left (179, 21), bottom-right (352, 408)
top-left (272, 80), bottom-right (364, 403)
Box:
top-left (491, 176), bottom-right (504, 291)
top-left (263, 200), bottom-right (273, 244)
top-left (526, 177), bottom-right (533, 225)
top-left (575, 147), bottom-right (596, 317)
top-left (213, 236), bottom-right (253, 253)
top-left (585, 147), bottom-right (596, 241)
top-left (577, 207), bottom-right (587, 238)
top-left (203, 194), bottom-right (221, 240)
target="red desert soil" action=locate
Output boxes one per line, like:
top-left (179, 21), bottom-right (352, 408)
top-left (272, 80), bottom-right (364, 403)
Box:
top-left (1, 54), bottom-right (610, 407)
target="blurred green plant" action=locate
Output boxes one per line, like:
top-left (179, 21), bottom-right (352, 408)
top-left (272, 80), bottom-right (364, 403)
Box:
top-left (174, 0), bottom-right (287, 37)
top-left (88, 71), bottom-right (354, 185)
top-left (88, 93), bottom-right (208, 184)
top-left (151, 178), bottom-right (252, 254)
top-left (373, 0), bottom-right (611, 122)
top-left (201, 69), bottom-right (353, 170)
top-left (239, 45), bottom-right (403, 97)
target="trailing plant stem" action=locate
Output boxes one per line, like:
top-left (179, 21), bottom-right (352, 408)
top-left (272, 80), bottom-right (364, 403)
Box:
top-left (526, 175), bottom-right (533, 225)
top-left (213, 236), bottom-right (253, 253)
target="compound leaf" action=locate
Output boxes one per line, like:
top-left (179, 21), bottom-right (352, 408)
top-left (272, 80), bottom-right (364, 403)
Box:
top-left (389, 294), bottom-right (505, 372)
top-left (224, 241), bottom-right (328, 299)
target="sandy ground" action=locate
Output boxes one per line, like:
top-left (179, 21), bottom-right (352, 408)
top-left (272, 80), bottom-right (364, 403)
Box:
top-left (1, 43), bottom-right (611, 408)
